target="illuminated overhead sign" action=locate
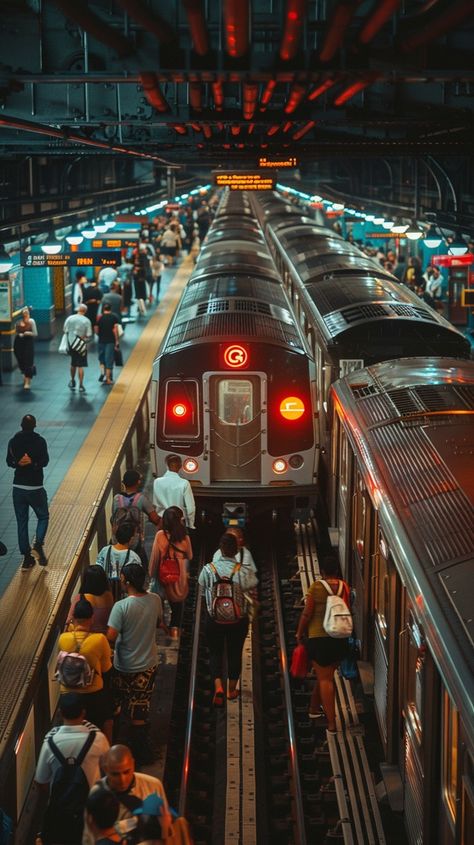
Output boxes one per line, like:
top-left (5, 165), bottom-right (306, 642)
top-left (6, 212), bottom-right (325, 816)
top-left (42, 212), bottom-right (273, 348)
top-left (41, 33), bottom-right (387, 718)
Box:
top-left (258, 156), bottom-right (298, 169)
top-left (91, 238), bottom-right (137, 249)
top-left (213, 171), bottom-right (276, 191)
top-left (21, 252), bottom-right (120, 267)
top-left (364, 232), bottom-right (406, 239)
top-left (223, 344), bottom-right (249, 368)
top-left (279, 396), bottom-right (305, 421)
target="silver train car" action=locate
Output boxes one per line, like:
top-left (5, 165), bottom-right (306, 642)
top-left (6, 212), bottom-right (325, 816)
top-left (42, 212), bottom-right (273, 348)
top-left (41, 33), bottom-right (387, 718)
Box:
top-left (150, 193), bottom-right (317, 508)
top-left (330, 357), bottom-right (474, 845)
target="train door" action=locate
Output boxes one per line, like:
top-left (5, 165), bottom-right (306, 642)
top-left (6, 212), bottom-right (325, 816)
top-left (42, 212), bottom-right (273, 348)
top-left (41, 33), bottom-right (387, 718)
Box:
top-left (206, 374), bottom-right (263, 482)
top-left (350, 469), bottom-right (372, 659)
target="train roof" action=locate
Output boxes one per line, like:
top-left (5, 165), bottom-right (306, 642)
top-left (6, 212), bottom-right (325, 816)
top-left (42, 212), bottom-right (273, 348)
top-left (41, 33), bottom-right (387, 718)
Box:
top-left (193, 240), bottom-right (280, 281)
top-left (160, 273), bottom-right (305, 354)
top-left (331, 357), bottom-right (474, 745)
top-left (203, 225), bottom-right (265, 246)
top-left (290, 250), bottom-right (394, 283)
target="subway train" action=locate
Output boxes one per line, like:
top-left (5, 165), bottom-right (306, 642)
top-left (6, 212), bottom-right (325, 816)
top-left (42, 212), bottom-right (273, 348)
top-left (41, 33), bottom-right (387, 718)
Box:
top-left (330, 357), bottom-right (474, 845)
top-left (150, 192), bottom-right (318, 509)
top-left (253, 192), bottom-right (471, 497)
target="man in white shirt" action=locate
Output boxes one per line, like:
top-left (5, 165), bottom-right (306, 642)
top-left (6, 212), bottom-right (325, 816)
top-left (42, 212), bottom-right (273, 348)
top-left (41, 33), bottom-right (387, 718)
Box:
top-left (63, 304), bottom-right (93, 392)
top-left (153, 454), bottom-right (196, 529)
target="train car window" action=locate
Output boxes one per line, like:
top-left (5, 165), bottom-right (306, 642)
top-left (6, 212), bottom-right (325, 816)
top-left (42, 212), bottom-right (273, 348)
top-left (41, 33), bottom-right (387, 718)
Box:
top-left (339, 430), bottom-right (349, 498)
top-left (162, 379), bottom-right (199, 439)
top-left (405, 611), bottom-right (425, 744)
top-left (461, 763), bottom-right (474, 845)
top-left (374, 539), bottom-right (389, 640)
top-left (323, 365), bottom-right (332, 414)
top-left (218, 379), bottom-right (253, 424)
top-left (442, 690), bottom-right (459, 827)
top-left (354, 472), bottom-right (367, 560)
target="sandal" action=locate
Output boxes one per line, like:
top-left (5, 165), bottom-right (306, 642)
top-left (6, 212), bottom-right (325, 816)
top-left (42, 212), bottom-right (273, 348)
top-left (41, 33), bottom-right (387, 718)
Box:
top-left (227, 689), bottom-right (240, 701)
top-left (309, 706), bottom-right (326, 720)
top-left (213, 689), bottom-right (225, 707)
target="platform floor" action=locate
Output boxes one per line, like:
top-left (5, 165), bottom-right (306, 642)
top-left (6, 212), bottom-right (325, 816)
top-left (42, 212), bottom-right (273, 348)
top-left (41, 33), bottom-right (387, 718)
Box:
top-left (0, 267), bottom-right (178, 595)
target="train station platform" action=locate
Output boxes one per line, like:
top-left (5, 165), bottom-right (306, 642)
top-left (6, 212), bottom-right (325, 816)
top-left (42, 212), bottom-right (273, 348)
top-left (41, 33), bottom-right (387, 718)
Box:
top-left (0, 263), bottom-right (181, 596)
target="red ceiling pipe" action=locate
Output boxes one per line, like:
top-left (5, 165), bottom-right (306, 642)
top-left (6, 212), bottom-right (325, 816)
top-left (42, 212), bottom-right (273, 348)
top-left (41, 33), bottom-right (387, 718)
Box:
top-left (260, 79), bottom-right (277, 110)
top-left (182, 0), bottom-right (210, 55)
top-left (293, 120), bottom-right (316, 140)
top-left (248, 123), bottom-right (255, 134)
top-left (51, 0), bottom-right (132, 57)
top-left (190, 123), bottom-right (202, 132)
top-left (231, 125), bottom-right (241, 136)
top-left (284, 83), bottom-right (307, 114)
top-left (308, 78), bottom-right (336, 100)
top-left (212, 81), bottom-right (224, 110)
top-left (243, 83), bottom-right (258, 119)
top-left (319, 1), bottom-right (362, 62)
top-left (333, 77), bottom-right (374, 106)
top-left (202, 124), bottom-right (212, 139)
top-left (224, 0), bottom-right (250, 58)
top-left (282, 121), bottom-right (293, 132)
top-left (280, 0), bottom-right (308, 61)
top-left (267, 125), bottom-right (280, 136)
top-left (189, 82), bottom-right (203, 111)
top-left (0, 114), bottom-right (179, 164)
top-left (140, 72), bottom-right (169, 112)
top-left (170, 124), bottom-right (187, 135)
top-left (401, 0), bottom-right (474, 51)
top-left (358, 0), bottom-right (401, 45)
top-left (115, 0), bottom-right (176, 44)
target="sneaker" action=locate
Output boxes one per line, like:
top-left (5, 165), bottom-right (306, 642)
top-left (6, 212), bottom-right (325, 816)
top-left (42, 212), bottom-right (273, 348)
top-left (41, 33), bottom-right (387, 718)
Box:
top-left (79, 385), bottom-right (86, 392)
top-left (33, 544), bottom-right (48, 566)
top-left (98, 374), bottom-right (105, 382)
top-left (21, 553), bottom-right (36, 569)
top-left (68, 380), bottom-right (76, 390)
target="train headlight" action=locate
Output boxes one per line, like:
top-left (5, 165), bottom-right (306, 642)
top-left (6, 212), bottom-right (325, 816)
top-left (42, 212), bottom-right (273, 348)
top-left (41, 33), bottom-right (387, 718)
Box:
top-left (183, 458), bottom-right (199, 473)
top-left (289, 454), bottom-right (304, 469)
top-left (172, 403), bottom-right (187, 418)
top-left (272, 459), bottom-right (288, 474)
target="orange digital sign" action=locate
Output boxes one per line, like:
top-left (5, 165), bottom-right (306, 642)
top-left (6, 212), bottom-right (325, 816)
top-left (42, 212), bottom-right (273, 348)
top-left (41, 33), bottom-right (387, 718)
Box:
top-left (213, 171), bottom-right (276, 191)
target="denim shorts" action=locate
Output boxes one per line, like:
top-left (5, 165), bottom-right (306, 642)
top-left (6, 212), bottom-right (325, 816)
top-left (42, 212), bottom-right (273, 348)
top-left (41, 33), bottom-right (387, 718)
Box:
top-left (98, 342), bottom-right (115, 370)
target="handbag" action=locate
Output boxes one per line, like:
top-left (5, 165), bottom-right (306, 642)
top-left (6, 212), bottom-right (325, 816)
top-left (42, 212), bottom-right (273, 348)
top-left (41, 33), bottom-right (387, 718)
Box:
top-left (58, 333), bottom-right (69, 355)
top-left (116, 323), bottom-right (124, 338)
top-left (290, 643), bottom-right (309, 679)
top-left (114, 347), bottom-right (124, 366)
top-left (68, 335), bottom-right (87, 356)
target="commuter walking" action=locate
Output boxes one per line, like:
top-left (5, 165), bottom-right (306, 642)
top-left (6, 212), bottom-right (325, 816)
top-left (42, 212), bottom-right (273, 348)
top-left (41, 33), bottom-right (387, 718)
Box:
top-left (66, 566), bottom-right (114, 635)
top-left (34, 692), bottom-right (109, 845)
top-left (95, 302), bottom-right (119, 385)
top-left (84, 785), bottom-right (120, 844)
top-left (295, 556), bottom-right (351, 733)
top-left (111, 469), bottom-right (161, 568)
top-left (63, 303), bottom-right (93, 392)
top-left (153, 454), bottom-right (196, 529)
top-left (107, 564), bottom-right (162, 763)
top-left (101, 281), bottom-right (123, 322)
top-left (6, 414), bottom-right (49, 568)
top-left (82, 277), bottom-right (103, 327)
top-left (199, 533), bottom-right (258, 706)
top-left (149, 506), bottom-right (192, 639)
top-left (13, 307), bottom-right (37, 390)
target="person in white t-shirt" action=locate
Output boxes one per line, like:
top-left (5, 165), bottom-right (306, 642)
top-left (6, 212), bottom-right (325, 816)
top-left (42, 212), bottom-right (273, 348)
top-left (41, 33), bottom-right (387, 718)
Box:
top-left (153, 454), bottom-right (195, 529)
top-left (63, 304), bottom-right (93, 392)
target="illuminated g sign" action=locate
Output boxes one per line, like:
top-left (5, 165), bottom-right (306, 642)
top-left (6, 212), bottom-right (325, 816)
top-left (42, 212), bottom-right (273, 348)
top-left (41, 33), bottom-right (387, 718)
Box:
top-left (224, 344), bottom-right (249, 369)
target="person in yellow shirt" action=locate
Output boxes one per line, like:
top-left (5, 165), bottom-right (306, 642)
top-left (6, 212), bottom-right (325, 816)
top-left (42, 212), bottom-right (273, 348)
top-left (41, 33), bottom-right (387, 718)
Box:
top-left (58, 596), bottom-right (113, 741)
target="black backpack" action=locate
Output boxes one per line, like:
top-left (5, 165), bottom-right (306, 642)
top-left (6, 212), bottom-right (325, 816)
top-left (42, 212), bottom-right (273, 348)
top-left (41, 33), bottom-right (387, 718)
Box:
top-left (41, 730), bottom-right (96, 845)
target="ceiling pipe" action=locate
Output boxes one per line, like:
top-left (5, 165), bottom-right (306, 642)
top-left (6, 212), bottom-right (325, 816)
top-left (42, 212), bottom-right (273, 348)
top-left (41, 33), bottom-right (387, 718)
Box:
top-left (189, 82), bottom-right (203, 111)
top-left (358, 0), bottom-right (401, 45)
top-left (284, 83), bottom-right (307, 114)
top-left (170, 124), bottom-right (187, 135)
top-left (333, 74), bottom-right (379, 106)
top-left (243, 83), bottom-right (258, 120)
top-left (260, 79), bottom-right (277, 110)
top-left (224, 0), bottom-right (250, 58)
top-left (293, 120), bottom-right (316, 140)
top-left (202, 125), bottom-right (212, 139)
top-left (401, 0), bottom-right (474, 51)
top-left (139, 72), bottom-right (169, 112)
top-left (0, 114), bottom-right (180, 165)
top-left (267, 125), bottom-right (280, 136)
top-left (319, 1), bottom-right (362, 62)
top-left (279, 0), bottom-right (308, 61)
top-left (115, 0), bottom-right (176, 44)
top-left (51, 0), bottom-right (132, 57)
top-left (308, 78), bottom-right (336, 100)
top-left (212, 81), bottom-right (224, 110)
top-left (282, 121), bottom-right (293, 132)
top-left (231, 125), bottom-right (241, 136)
top-left (182, 0), bottom-right (210, 56)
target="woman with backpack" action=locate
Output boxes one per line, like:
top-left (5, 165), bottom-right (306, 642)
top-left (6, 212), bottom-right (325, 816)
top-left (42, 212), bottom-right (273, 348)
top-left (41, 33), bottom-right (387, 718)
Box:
top-left (148, 507), bottom-right (192, 639)
top-left (199, 533), bottom-right (258, 707)
top-left (66, 565), bottom-right (114, 634)
top-left (295, 556), bottom-right (351, 732)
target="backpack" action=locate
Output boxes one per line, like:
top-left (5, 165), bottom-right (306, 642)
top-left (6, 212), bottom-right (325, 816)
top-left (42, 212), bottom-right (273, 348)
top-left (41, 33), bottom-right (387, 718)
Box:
top-left (159, 542), bottom-right (181, 585)
top-left (209, 562), bottom-right (245, 624)
top-left (55, 634), bottom-right (95, 688)
top-left (41, 731), bottom-right (96, 845)
top-left (111, 493), bottom-right (143, 535)
top-left (321, 580), bottom-right (353, 639)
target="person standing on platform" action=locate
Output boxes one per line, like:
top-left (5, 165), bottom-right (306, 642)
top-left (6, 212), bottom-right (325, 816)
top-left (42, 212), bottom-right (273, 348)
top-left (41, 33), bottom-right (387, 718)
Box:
top-left (82, 277), bottom-right (103, 327)
top-left (98, 266), bottom-right (118, 295)
top-left (6, 413), bottom-right (49, 568)
top-left (13, 306), bottom-right (38, 390)
top-left (153, 454), bottom-right (196, 530)
top-left (63, 304), bottom-right (93, 392)
top-left (83, 786), bottom-right (120, 844)
top-left (111, 469), bottom-right (161, 568)
top-left (101, 282), bottom-right (123, 323)
top-left (95, 302), bottom-right (119, 386)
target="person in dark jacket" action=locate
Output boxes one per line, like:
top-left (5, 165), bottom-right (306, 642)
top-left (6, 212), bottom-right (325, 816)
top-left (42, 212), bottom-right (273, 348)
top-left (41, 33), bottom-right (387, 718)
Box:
top-left (6, 414), bottom-right (49, 569)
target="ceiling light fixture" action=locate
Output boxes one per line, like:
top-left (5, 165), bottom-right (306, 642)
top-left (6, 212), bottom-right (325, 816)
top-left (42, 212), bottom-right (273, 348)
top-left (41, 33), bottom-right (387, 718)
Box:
top-left (423, 223), bottom-right (443, 249)
top-left (94, 221), bottom-right (108, 234)
top-left (405, 219), bottom-right (423, 240)
top-left (391, 216), bottom-right (409, 234)
top-left (365, 214), bottom-right (375, 222)
top-left (65, 229), bottom-right (84, 245)
top-left (373, 215), bottom-right (384, 225)
top-left (448, 230), bottom-right (468, 257)
top-left (382, 217), bottom-right (394, 229)
top-left (41, 230), bottom-right (62, 254)
top-left (81, 224), bottom-right (96, 239)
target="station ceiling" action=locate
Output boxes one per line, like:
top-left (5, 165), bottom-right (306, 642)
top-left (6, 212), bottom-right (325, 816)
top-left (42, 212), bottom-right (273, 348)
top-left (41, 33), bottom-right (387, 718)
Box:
top-left (0, 0), bottom-right (473, 169)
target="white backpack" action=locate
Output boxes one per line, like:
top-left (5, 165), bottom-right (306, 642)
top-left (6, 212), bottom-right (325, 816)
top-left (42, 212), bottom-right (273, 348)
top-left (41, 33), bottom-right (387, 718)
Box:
top-left (321, 580), bottom-right (353, 639)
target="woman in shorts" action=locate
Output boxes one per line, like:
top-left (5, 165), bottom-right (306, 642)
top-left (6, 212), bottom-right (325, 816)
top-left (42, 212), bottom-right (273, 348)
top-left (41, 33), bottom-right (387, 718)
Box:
top-left (296, 556), bottom-right (350, 733)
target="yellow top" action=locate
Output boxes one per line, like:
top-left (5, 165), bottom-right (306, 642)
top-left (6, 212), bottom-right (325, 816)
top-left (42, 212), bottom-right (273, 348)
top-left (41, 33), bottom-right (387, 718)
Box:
top-left (58, 629), bottom-right (112, 694)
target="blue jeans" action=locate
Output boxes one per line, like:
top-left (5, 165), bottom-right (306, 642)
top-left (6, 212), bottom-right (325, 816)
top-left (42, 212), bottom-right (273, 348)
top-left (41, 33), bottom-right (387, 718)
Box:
top-left (12, 487), bottom-right (49, 554)
top-left (98, 342), bottom-right (115, 371)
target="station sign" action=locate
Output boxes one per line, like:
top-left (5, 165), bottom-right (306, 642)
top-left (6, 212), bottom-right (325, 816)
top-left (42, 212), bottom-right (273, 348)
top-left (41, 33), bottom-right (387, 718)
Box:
top-left (257, 156), bottom-right (298, 169)
top-left (364, 231), bottom-right (406, 239)
top-left (213, 171), bottom-right (276, 191)
top-left (21, 251), bottom-right (120, 267)
top-left (91, 238), bottom-right (137, 249)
